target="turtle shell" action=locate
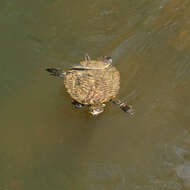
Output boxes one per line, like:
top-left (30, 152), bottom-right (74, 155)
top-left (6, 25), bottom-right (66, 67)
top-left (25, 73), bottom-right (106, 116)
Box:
top-left (64, 60), bottom-right (120, 105)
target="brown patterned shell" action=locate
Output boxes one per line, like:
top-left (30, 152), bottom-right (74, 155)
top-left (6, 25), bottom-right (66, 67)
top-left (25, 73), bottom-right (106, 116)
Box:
top-left (64, 60), bottom-right (120, 105)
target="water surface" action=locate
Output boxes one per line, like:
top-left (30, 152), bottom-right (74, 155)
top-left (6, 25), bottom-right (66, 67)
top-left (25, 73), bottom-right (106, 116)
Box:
top-left (1, 0), bottom-right (190, 189)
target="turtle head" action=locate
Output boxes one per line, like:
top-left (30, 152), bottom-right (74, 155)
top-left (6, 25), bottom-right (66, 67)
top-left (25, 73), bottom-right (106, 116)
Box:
top-left (89, 105), bottom-right (105, 116)
top-left (99, 56), bottom-right (112, 66)
top-left (105, 56), bottom-right (112, 64)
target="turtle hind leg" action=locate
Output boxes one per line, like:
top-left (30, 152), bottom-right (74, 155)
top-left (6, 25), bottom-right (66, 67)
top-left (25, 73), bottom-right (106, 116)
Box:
top-left (112, 99), bottom-right (135, 115)
top-left (72, 100), bottom-right (84, 108)
top-left (89, 105), bottom-right (105, 116)
top-left (46, 68), bottom-right (65, 78)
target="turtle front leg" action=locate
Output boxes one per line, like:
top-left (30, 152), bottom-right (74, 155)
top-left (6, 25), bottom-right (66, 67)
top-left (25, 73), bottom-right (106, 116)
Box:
top-left (112, 99), bottom-right (134, 115)
top-left (72, 100), bottom-right (84, 108)
top-left (46, 68), bottom-right (66, 78)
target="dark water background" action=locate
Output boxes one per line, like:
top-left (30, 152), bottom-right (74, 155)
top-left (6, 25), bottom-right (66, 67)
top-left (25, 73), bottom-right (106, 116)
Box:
top-left (1, 0), bottom-right (190, 189)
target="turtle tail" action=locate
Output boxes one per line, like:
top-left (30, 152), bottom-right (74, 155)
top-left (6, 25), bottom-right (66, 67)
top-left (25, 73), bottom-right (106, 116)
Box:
top-left (46, 68), bottom-right (65, 78)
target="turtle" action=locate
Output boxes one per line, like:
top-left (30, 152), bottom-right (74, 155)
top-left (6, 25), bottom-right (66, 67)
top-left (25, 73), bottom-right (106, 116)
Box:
top-left (46, 54), bottom-right (134, 116)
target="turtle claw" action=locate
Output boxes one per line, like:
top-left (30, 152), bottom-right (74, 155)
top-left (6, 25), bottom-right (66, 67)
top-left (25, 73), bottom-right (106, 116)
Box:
top-left (84, 53), bottom-right (91, 61)
top-left (72, 100), bottom-right (84, 108)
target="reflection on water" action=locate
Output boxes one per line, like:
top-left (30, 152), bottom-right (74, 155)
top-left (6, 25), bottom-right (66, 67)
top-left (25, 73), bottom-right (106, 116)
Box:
top-left (1, 0), bottom-right (190, 189)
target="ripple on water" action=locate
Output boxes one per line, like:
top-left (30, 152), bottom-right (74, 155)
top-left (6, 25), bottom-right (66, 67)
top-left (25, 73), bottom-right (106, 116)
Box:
top-left (176, 163), bottom-right (190, 179)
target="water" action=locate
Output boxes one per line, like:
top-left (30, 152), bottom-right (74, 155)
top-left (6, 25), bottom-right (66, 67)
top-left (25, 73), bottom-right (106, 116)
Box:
top-left (1, 0), bottom-right (190, 189)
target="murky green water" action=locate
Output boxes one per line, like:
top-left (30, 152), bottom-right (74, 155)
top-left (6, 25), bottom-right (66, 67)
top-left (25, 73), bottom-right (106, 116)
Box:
top-left (1, 0), bottom-right (190, 189)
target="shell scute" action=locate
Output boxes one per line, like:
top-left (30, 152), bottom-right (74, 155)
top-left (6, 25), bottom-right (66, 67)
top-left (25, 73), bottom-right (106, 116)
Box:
top-left (64, 60), bottom-right (120, 105)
